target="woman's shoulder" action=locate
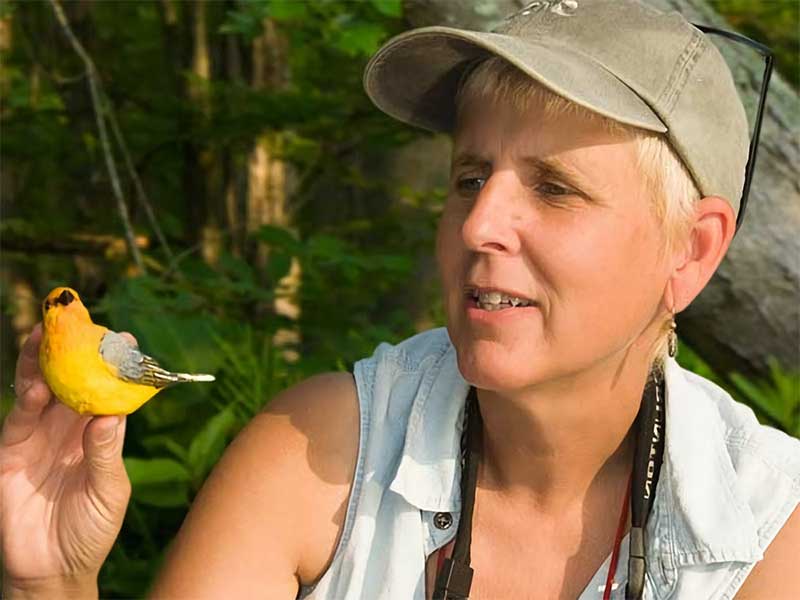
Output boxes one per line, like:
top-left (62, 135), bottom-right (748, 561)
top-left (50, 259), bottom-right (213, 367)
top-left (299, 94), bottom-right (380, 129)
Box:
top-left (150, 372), bottom-right (360, 598)
top-left (257, 372), bottom-right (362, 587)
top-left (651, 363), bottom-right (800, 598)
top-left (684, 374), bottom-right (800, 600)
top-left (166, 328), bottom-right (457, 597)
top-left (672, 363), bottom-right (799, 557)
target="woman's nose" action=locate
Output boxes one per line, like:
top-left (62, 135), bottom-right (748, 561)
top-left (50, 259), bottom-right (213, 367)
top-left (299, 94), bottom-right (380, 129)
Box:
top-left (461, 173), bottom-right (522, 255)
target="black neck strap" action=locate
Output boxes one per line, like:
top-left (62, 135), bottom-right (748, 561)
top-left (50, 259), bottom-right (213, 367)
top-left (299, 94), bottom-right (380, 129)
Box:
top-left (626, 370), bottom-right (666, 599)
top-left (432, 373), bottom-right (666, 600)
top-left (433, 387), bottom-right (482, 599)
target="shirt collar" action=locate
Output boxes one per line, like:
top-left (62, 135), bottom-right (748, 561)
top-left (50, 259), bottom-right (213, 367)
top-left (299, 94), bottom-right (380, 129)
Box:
top-left (661, 356), bottom-right (763, 564)
top-left (388, 335), bottom-right (762, 563)
top-left (388, 341), bottom-right (470, 512)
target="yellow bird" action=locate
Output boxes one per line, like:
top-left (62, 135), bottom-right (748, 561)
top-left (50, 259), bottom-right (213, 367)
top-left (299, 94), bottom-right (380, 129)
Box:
top-left (39, 286), bottom-right (214, 415)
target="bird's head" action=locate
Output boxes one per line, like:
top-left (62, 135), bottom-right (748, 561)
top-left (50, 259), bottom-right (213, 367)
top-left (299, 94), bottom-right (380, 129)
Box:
top-left (42, 287), bottom-right (91, 328)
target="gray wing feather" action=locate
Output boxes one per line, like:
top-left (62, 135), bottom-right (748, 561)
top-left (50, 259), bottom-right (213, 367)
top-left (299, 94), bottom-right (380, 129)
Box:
top-left (99, 331), bottom-right (214, 388)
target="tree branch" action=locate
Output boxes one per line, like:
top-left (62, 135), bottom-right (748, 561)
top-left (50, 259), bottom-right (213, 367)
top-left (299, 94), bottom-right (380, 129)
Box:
top-left (48, 0), bottom-right (146, 273)
top-left (1, 231), bottom-right (149, 257)
top-left (105, 104), bottom-right (176, 263)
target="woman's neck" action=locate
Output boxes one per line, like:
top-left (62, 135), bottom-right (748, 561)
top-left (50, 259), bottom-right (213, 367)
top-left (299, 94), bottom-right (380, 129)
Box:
top-left (476, 352), bottom-right (650, 513)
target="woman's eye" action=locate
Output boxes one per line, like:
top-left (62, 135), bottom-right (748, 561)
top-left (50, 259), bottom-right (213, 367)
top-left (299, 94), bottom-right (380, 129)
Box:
top-left (537, 182), bottom-right (571, 197)
top-left (456, 177), bottom-right (486, 193)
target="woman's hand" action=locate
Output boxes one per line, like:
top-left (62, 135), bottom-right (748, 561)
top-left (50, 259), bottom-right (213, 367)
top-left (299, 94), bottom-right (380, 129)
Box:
top-left (1, 324), bottom-right (131, 597)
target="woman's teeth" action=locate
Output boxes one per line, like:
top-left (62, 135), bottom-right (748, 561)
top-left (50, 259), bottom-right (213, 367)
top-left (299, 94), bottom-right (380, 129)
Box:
top-left (474, 291), bottom-right (532, 311)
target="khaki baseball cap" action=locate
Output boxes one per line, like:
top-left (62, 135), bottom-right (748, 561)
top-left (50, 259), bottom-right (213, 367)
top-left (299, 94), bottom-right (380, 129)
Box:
top-left (363, 0), bottom-right (750, 214)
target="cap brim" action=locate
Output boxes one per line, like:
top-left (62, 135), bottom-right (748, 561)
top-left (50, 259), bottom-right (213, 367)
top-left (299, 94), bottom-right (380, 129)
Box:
top-left (364, 26), bottom-right (667, 134)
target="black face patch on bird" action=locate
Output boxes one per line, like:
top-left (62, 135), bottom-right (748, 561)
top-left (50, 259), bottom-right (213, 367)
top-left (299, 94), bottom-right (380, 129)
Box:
top-left (55, 289), bottom-right (75, 306)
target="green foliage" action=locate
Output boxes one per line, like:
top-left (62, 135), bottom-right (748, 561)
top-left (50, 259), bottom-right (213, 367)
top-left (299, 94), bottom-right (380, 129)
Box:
top-left (124, 457), bottom-right (191, 508)
top-left (711, 0), bottom-right (799, 90)
top-left (1, 0), bottom-right (797, 597)
top-left (730, 359), bottom-right (800, 437)
top-left (87, 215), bottom-right (422, 594)
top-left (1, 0), bottom-right (416, 591)
top-left (186, 405), bottom-right (238, 487)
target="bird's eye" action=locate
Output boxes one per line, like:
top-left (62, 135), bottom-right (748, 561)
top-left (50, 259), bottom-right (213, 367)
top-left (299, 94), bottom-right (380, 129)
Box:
top-left (43, 300), bottom-right (51, 311)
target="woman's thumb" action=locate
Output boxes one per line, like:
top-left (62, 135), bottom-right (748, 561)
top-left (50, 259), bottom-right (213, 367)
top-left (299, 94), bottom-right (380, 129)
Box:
top-left (83, 415), bottom-right (130, 534)
top-left (84, 415), bottom-right (127, 480)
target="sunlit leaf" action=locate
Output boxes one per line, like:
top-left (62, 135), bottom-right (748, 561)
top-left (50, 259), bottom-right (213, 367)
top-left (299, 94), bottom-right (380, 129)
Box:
top-left (141, 435), bottom-right (189, 463)
top-left (256, 224), bottom-right (302, 253)
top-left (268, 0), bottom-right (309, 21)
top-left (133, 484), bottom-right (190, 508)
top-left (267, 251), bottom-right (293, 283)
top-left (124, 457), bottom-right (191, 486)
top-left (370, 0), bottom-right (402, 19)
top-left (332, 22), bottom-right (386, 57)
top-left (187, 406), bottom-right (238, 484)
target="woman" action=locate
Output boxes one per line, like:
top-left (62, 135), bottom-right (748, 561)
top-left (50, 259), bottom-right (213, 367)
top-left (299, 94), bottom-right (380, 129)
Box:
top-left (3, 1), bottom-right (799, 598)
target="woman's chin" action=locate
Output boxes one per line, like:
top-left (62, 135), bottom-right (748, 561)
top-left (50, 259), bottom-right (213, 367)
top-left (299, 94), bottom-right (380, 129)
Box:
top-left (454, 343), bottom-right (548, 392)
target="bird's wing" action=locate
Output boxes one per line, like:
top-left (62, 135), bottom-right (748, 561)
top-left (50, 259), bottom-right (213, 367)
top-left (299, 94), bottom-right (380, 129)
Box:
top-left (99, 331), bottom-right (185, 388)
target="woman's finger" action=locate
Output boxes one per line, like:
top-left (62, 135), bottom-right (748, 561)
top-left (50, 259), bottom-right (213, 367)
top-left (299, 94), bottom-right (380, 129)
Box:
top-left (14, 324), bottom-right (46, 400)
top-left (3, 324), bottom-right (54, 446)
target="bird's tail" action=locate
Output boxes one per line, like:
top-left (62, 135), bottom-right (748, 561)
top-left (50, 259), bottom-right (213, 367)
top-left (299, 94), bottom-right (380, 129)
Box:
top-left (172, 372), bottom-right (215, 383)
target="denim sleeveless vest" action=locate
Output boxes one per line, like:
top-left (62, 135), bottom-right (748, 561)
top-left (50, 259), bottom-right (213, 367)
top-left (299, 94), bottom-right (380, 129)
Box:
top-left (297, 328), bottom-right (800, 599)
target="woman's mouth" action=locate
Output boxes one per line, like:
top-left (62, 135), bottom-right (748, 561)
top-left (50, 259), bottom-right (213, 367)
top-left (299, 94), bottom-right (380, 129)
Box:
top-left (464, 288), bottom-right (538, 313)
top-left (473, 290), bottom-right (533, 311)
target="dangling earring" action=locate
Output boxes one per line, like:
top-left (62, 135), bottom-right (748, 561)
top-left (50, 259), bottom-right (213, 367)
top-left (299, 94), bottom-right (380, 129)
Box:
top-left (667, 309), bottom-right (678, 358)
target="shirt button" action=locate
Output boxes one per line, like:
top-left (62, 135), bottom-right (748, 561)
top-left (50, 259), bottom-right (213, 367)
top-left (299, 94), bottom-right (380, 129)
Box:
top-left (433, 512), bottom-right (453, 530)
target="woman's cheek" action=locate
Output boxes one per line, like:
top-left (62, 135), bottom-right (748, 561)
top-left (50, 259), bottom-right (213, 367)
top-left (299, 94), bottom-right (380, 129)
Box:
top-left (436, 213), bottom-right (465, 267)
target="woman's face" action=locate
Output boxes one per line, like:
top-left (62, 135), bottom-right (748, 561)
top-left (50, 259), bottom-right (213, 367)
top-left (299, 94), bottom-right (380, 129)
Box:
top-left (437, 97), bottom-right (673, 392)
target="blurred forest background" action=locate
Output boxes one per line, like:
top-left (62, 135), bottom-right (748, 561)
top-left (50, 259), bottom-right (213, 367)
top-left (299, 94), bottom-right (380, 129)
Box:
top-left (1, 0), bottom-right (798, 596)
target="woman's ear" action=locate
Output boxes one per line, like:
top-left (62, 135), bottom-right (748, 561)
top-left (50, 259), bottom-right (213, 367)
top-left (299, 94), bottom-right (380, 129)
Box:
top-left (666, 196), bottom-right (736, 312)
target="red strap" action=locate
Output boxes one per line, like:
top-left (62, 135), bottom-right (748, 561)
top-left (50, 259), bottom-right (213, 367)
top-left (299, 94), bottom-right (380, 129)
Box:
top-left (603, 469), bottom-right (633, 600)
top-left (436, 538), bottom-right (454, 574)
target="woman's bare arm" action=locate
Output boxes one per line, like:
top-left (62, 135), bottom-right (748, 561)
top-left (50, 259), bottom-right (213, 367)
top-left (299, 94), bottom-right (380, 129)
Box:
top-left (149, 372), bottom-right (360, 599)
top-left (735, 503), bottom-right (800, 599)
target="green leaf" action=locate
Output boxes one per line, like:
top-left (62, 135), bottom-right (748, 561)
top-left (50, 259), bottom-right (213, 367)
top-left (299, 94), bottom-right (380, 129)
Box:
top-left (307, 234), bottom-right (346, 259)
top-left (219, 2), bottom-right (269, 40)
top-left (255, 224), bottom-right (302, 253)
top-left (141, 435), bottom-right (189, 463)
top-left (0, 1), bottom-right (16, 19)
top-left (98, 278), bottom-right (222, 420)
top-left (332, 22), bottom-right (386, 57)
top-left (125, 456), bottom-right (191, 507)
top-left (133, 484), bottom-right (190, 508)
top-left (187, 406), bottom-right (238, 484)
top-left (369, 0), bottom-right (402, 18)
top-left (675, 342), bottom-right (720, 384)
top-left (267, 0), bottom-right (309, 21)
top-left (267, 251), bottom-right (293, 283)
top-left (124, 457), bottom-right (191, 486)
top-left (729, 358), bottom-right (800, 432)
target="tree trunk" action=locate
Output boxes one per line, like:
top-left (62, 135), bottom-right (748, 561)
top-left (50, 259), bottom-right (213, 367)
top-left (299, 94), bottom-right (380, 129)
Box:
top-left (222, 0), bottom-right (245, 257)
top-left (401, 0), bottom-right (799, 379)
top-left (247, 18), bottom-right (300, 361)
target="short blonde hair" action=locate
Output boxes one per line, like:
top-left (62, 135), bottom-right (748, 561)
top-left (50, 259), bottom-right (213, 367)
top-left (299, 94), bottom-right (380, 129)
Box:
top-left (454, 57), bottom-right (700, 369)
